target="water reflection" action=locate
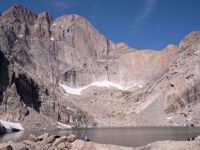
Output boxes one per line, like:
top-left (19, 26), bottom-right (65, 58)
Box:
top-left (0, 127), bottom-right (200, 147)
top-left (0, 131), bottom-right (24, 142)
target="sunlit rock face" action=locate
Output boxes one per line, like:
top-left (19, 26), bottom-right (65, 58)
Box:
top-left (0, 5), bottom-right (96, 130)
top-left (164, 32), bottom-right (200, 116)
top-left (0, 5), bottom-right (200, 128)
top-left (0, 5), bottom-right (177, 89)
top-left (135, 32), bottom-right (200, 127)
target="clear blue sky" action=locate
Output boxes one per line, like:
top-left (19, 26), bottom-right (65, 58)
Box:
top-left (1, 0), bottom-right (200, 50)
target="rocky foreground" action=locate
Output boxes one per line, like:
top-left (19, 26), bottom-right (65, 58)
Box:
top-left (0, 133), bottom-right (200, 150)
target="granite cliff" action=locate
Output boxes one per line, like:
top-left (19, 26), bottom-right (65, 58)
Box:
top-left (0, 5), bottom-right (200, 129)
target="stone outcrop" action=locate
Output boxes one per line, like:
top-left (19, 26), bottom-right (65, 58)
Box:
top-left (0, 133), bottom-right (200, 150)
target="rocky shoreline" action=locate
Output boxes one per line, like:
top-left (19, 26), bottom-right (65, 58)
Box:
top-left (0, 133), bottom-right (200, 150)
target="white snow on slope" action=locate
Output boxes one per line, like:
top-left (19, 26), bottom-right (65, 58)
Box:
top-left (18, 34), bottom-right (23, 38)
top-left (51, 23), bottom-right (57, 27)
top-left (50, 37), bottom-right (54, 41)
top-left (0, 120), bottom-right (24, 131)
top-left (57, 121), bottom-right (72, 129)
top-left (60, 80), bottom-right (131, 95)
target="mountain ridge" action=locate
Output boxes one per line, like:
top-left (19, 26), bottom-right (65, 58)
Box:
top-left (0, 5), bottom-right (200, 129)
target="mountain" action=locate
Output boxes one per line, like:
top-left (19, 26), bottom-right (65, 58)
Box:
top-left (0, 5), bottom-right (199, 130)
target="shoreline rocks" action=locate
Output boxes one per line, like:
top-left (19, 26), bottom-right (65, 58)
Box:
top-left (0, 133), bottom-right (200, 150)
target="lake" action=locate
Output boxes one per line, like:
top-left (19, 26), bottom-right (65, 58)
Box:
top-left (0, 127), bottom-right (200, 148)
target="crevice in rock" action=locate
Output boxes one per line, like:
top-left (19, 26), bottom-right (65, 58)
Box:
top-left (0, 51), bottom-right (9, 104)
top-left (15, 74), bottom-right (41, 112)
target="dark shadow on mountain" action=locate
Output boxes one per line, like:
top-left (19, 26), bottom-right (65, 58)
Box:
top-left (0, 51), bottom-right (9, 104)
top-left (15, 74), bottom-right (41, 112)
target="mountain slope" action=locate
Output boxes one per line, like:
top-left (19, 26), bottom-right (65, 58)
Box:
top-left (0, 5), bottom-right (200, 129)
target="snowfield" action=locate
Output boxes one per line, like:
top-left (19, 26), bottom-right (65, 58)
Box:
top-left (50, 37), bottom-right (55, 41)
top-left (0, 120), bottom-right (24, 131)
top-left (60, 80), bottom-right (131, 95)
top-left (18, 34), bottom-right (23, 38)
top-left (56, 121), bottom-right (73, 129)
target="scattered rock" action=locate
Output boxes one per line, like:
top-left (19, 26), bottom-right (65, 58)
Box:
top-left (37, 133), bottom-right (49, 141)
top-left (21, 140), bottom-right (37, 147)
top-left (1, 133), bottom-right (200, 150)
top-left (28, 134), bottom-right (40, 142)
top-left (5, 145), bottom-right (13, 150)
top-left (57, 142), bottom-right (66, 149)
top-left (67, 134), bottom-right (76, 143)
top-left (53, 136), bottom-right (67, 146)
top-left (44, 135), bottom-right (60, 144)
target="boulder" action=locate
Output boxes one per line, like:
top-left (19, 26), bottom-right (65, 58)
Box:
top-left (43, 135), bottom-right (60, 144)
top-left (67, 134), bottom-right (76, 143)
top-left (21, 140), bottom-right (37, 148)
top-left (37, 133), bottom-right (49, 141)
top-left (57, 142), bottom-right (66, 149)
top-left (53, 136), bottom-right (67, 146)
top-left (28, 134), bottom-right (40, 142)
top-left (5, 145), bottom-right (13, 150)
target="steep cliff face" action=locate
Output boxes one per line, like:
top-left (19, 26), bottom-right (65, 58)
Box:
top-left (0, 5), bottom-right (176, 89)
top-left (161, 32), bottom-right (200, 125)
top-left (134, 32), bottom-right (200, 126)
top-left (165, 32), bottom-right (200, 112)
top-left (0, 5), bottom-right (96, 129)
top-left (1, 5), bottom-right (200, 128)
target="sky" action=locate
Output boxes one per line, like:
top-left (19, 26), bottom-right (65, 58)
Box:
top-left (1, 0), bottom-right (200, 50)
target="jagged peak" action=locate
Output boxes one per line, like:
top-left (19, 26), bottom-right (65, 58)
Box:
top-left (115, 42), bottom-right (129, 49)
top-left (164, 44), bottom-right (177, 51)
top-left (37, 11), bottom-right (53, 25)
top-left (180, 31), bottom-right (200, 44)
top-left (3, 4), bottom-right (34, 16)
top-left (1, 4), bottom-right (37, 25)
top-left (55, 14), bottom-right (87, 22)
top-left (53, 14), bottom-right (96, 31)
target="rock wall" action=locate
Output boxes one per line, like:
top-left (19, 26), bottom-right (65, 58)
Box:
top-left (0, 5), bottom-right (97, 129)
top-left (164, 32), bottom-right (200, 114)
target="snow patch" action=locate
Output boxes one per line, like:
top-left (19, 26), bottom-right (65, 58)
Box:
top-left (167, 116), bottom-right (173, 120)
top-left (0, 120), bottom-right (24, 131)
top-left (57, 122), bottom-right (72, 129)
top-left (138, 84), bottom-right (143, 88)
top-left (97, 59), bottom-right (106, 62)
top-left (60, 80), bottom-right (131, 95)
top-left (51, 23), bottom-right (57, 27)
top-left (50, 37), bottom-right (54, 41)
top-left (60, 84), bottom-right (83, 95)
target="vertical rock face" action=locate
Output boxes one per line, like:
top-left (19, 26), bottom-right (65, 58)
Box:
top-left (134, 32), bottom-right (200, 127)
top-left (1, 5), bottom-right (177, 89)
top-left (0, 5), bottom-right (97, 129)
top-left (164, 32), bottom-right (200, 114)
top-left (51, 14), bottom-right (115, 59)
top-left (1, 5), bottom-right (200, 128)
top-left (34, 12), bottom-right (52, 39)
